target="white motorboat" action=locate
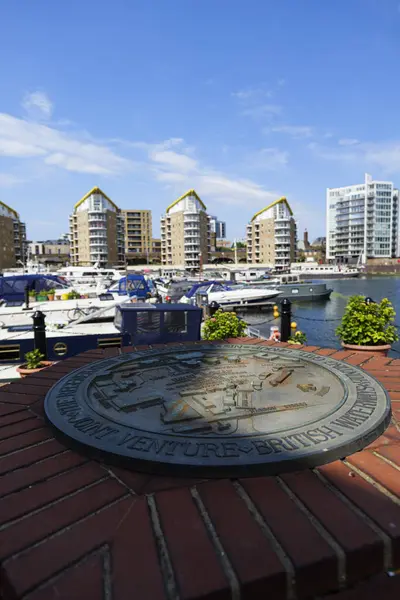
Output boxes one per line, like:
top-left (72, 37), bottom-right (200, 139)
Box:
top-left (57, 262), bottom-right (124, 289)
top-left (179, 281), bottom-right (281, 307)
top-left (0, 273), bottom-right (154, 329)
top-left (0, 295), bottom-right (134, 329)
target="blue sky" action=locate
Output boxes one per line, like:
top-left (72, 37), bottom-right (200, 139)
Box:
top-left (1, 0), bottom-right (400, 242)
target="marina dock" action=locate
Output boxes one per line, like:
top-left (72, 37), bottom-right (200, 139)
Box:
top-left (0, 338), bottom-right (399, 599)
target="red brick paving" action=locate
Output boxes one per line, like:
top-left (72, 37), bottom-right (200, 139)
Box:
top-left (0, 340), bottom-right (399, 599)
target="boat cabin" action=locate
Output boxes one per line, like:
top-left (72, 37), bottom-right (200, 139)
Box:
top-left (0, 275), bottom-right (68, 303)
top-left (108, 274), bottom-right (152, 299)
top-left (114, 303), bottom-right (202, 345)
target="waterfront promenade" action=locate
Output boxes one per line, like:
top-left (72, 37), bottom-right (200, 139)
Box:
top-left (0, 339), bottom-right (400, 599)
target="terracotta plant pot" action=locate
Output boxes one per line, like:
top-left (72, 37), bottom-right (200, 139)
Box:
top-left (341, 342), bottom-right (391, 356)
top-left (47, 294), bottom-right (55, 301)
top-left (16, 361), bottom-right (54, 379)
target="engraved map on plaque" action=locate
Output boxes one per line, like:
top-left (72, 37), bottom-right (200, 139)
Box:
top-left (44, 345), bottom-right (391, 477)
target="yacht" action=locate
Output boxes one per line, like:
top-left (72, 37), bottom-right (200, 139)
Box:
top-left (0, 274), bottom-right (153, 329)
top-left (179, 281), bottom-right (281, 308)
top-left (57, 263), bottom-right (123, 289)
top-left (290, 262), bottom-right (360, 279)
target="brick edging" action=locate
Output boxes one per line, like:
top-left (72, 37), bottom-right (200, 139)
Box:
top-left (0, 340), bottom-right (399, 599)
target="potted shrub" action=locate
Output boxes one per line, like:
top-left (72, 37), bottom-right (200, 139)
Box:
top-left (336, 295), bottom-right (398, 355)
top-left (16, 349), bottom-right (53, 378)
top-left (67, 290), bottom-right (81, 300)
top-left (202, 309), bottom-right (246, 340)
top-left (288, 330), bottom-right (307, 345)
top-left (47, 288), bottom-right (56, 301)
top-left (28, 289), bottom-right (37, 301)
top-left (36, 290), bottom-right (49, 302)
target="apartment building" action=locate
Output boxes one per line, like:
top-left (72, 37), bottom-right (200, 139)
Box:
top-left (246, 197), bottom-right (297, 270)
top-left (28, 239), bottom-right (70, 265)
top-left (122, 210), bottom-right (152, 261)
top-left (69, 187), bottom-right (125, 266)
top-left (14, 219), bottom-right (26, 266)
top-left (160, 190), bottom-right (211, 269)
top-left (0, 200), bottom-right (26, 270)
top-left (151, 238), bottom-right (161, 263)
top-left (326, 174), bottom-right (399, 262)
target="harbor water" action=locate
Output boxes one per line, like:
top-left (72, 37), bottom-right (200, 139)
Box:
top-left (244, 277), bottom-right (400, 356)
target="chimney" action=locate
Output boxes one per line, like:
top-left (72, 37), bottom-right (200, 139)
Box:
top-left (303, 229), bottom-right (309, 249)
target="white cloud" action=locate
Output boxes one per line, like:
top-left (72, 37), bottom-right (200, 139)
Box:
top-left (194, 173), bottom-right (278, 206)
top-left (155, 172), bottom-right (187, 183)
top-left (144, 139), bottom-right (280, 207)
top-left (150, 150), bottom-right (197, 173)
top-left (307, 142), bottom-right (358, 162)
top-left (309, 139), bottom-right (400, 173)
top-left (3, 97), bottom-right (283, 210)
top-left (0, 113), bottom-right (132, 175)
top-left (250, 148), bottom-right (289, 170)
top-left (0, 173), bottom-right (23, 187)
top-left (22, 91), bottom-right (53, 119)
top-left (338, 138), bottom-right (360, 146)
top-left (270, 124), bottom-right (313, 138)
top-left (241, 104), bottom-right (282, 119)
top-left (232, 88), bottom-right (272, 100)
top-left (0, 138), bottom-right (46, 157)
top-left (363, 143), bottom-right (400, 173)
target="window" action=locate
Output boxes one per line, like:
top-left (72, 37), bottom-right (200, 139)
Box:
top-left (164, 311), bottom-right (188, 333)
top-left (10, 279), bottom-right (28, 294)
top-left (41, 277), bottom-right (67, 291)
top-left (209, 283), bottom-right (224, 292)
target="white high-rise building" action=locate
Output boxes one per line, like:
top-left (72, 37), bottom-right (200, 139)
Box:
top-left (209, 216), bottom-right (226, 239)
top-left (326, 174), bottom-right (399, 262)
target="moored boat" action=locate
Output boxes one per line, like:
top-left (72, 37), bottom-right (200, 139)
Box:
top-left (0, 274), bottom-right (154, 328)
top-left (290, 262), bottom-right (360, 279)
top-left (178, 281), bottom-right (281, 307)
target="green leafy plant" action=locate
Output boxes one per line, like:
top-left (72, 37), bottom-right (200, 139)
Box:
top-left (336, 296), bottom-right (398, 346)
top-left (28, 289), bottom-right (37, 298)
top-left (67, 290), bottom-right (81, 300)
top-left (288, 330), bottom-right (307, 345)
top-left (47, 288), bottom-right (56, 295)
top-left (24, 349), bottom-right (45, 370)
top-left (202, 309), bottom-right (246, 340)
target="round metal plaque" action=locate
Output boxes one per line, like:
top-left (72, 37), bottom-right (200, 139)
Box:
top-left (44, 344), bottom-right (391, 477)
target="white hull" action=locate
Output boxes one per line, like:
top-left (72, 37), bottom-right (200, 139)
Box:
top-left (0, 296), bottom-right (130, 328)
top-left (180, 287), bottom-right (280, 306)
top-left (208, 288), bottom-right (280, 305)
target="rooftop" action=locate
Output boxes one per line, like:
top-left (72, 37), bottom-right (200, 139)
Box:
top-left (73, 186), bottom-right (119, 211)
top-left (166, 189), bottom-right (206, 213)
top-left (0, 199), bottom-right (19, 219)
top-left (250, 196), bottom-right (293, 221)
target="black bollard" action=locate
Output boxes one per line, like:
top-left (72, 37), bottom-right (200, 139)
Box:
top-left (280, 298), bottom-right (292, 342)
top-left (23, 285), bottom-right (30, 311)
top-left (32, 311), bottom-right (47, 358)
